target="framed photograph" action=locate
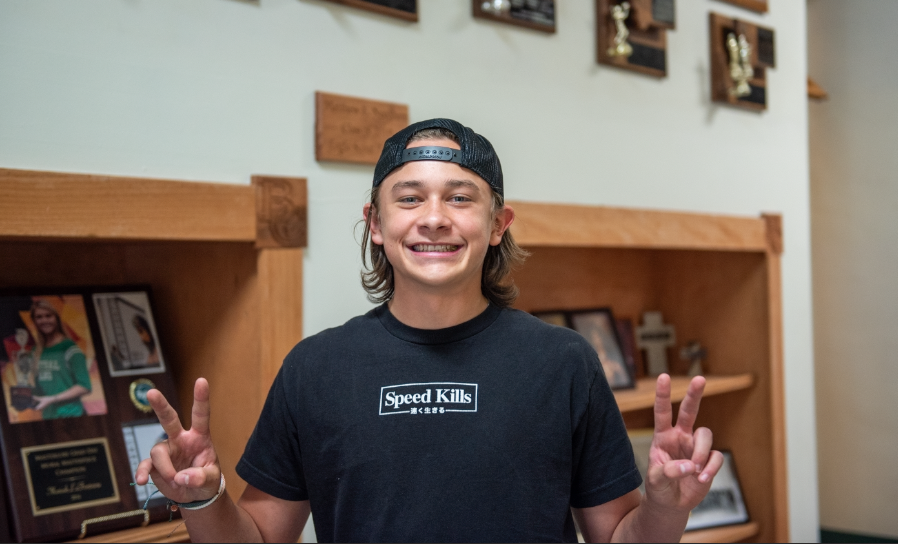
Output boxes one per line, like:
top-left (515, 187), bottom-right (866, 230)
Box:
top-left (92, 292), bottom-right (165, 377)
top-left (569, 308), bottom-right (635, 390)
top-left (473, 0), bottom-right (556, 34)
top-left (685, 451), bottom-right (749, 531)
top-left (320, 0), bottom-right (418, 22)
top-left (0, 293), bottom-right (108, 424)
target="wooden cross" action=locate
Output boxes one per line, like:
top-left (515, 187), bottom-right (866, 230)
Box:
top-left (636, 311), bottom-right (676, 376)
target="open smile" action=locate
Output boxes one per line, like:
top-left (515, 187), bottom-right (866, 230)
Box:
top-left (410, 244), bottom-right (461, 253)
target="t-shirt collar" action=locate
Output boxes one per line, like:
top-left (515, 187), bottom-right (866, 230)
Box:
top-left (375, 302), bottom-right (502, 345)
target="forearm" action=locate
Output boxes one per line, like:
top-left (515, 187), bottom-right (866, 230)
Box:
top-left (610, 494), bottom-right (689, 543)
top-left (47, 384), bottom-right (89, 404)
top-left (180, 491), bottom-right (265, 543)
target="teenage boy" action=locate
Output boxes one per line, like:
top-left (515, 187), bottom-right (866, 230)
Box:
top-left (136, 118), bottom-right (723, 542)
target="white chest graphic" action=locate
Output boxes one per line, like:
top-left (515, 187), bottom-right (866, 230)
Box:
top-left (379, 382), bottom-right (479, 415)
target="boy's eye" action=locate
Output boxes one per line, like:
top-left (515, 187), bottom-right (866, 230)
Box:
top-left (450, 195), bottom-right (472, 203)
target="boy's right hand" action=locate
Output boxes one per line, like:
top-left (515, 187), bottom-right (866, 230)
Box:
top-left (135, 378), bottom-right (222, 504)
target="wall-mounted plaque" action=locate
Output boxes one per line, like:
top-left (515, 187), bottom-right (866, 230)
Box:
top-left (596, 0), bottom-right (676, 77)
top-left (709, 12), bottom-right (776, 111)
top-left (320, 0), bottom-right (417, 22)
top-left (0, 286), bottom-right (179, 541)
top-left (714, 0), bottom-right (767, 14)
top-left (21, 438), bottom-right (119, 516)
top-left (315, 91), bottom-right (409, 166)
top-left (473, 0), bottom-right (556, 34)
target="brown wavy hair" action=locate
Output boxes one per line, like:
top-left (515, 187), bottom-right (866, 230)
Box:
top-left (360, 129), bottom-right (529, 307)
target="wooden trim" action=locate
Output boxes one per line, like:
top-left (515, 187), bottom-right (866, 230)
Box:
top-left (807, 76), bottom-right (829, 100)
top-left (766, 250), bottom-right (790, 542)
top-left (614, 374), bottom-right (754, 413)
top-left (257, 248), bottom-right (304, 406)
top-left (253, 176), bottom-right (308, 249)
top-left (321, 0), bottom-right (418, 22)
top-left (0, 168), bottom-right (255, 242)
top-left (761, 213), bottom-right (783, 254)
top-left (681, 521), bottom-right (760, 543)
top-left (507, 200), bottom-right (769, 251)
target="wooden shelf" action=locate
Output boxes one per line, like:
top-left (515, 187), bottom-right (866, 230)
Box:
top-left (614, 374), bottom-right (754, 413)
top-left (510, 202), bottom-right (788, 542)
top-left (71, 521), bottom-right (189, 544)
top-left (681, 521), bottom-right (760, 543)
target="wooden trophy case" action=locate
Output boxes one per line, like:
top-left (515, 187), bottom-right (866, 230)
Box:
top-left (0, 169), bottom-right (306, 542)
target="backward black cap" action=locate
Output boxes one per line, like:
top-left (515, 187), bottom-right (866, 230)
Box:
top-left (372, 118), bottom-right (504, 198)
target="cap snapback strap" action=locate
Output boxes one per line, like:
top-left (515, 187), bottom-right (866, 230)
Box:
top-left (400, 146), bottom-right (463, 165)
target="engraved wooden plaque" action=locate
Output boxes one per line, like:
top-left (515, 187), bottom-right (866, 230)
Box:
top-left (253, 176), bottom-right (308, 249)
top-left (472, 0), bottom-right (556, 34)
top-left (0, 287), bottom-right (180, 542)
top-left (715, 0), bottom-right (767, 14)
top-left (709, 12), bottom-right (776, 111)
top-left (320, 0), bottom-right (418, 22)
top-left (315, 92), bottom-right (409, 165)
top-left (596, 0), bottom-right (676, 78)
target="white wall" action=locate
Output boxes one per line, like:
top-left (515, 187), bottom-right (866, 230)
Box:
top-left (0, 1), bottom-right (818, 540)
top-left (808, 0), bottom-right (898, 539)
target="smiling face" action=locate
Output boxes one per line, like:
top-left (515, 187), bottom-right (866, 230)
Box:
top-left (32, 306), bottom-right (61, 339)
top-left (366, 138), bottom-right (513, 298)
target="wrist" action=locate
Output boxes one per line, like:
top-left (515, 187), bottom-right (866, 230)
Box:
top-left (641, 490), bottom-right (691, 522)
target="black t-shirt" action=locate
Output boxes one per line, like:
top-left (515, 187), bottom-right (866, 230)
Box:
top-left (236, 304), bottom-right (641, 542)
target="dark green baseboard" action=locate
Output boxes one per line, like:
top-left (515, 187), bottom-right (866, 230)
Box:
top-left (821, 528), bottom-right (898, 543)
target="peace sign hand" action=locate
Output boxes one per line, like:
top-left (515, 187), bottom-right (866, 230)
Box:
top-left (645, 374), bottom-right (724, 513)
top-left (134, 378), bottom-right (222, 504)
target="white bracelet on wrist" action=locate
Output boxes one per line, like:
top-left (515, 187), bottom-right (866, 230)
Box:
top-left (179, 474), bottom-right (226, 511)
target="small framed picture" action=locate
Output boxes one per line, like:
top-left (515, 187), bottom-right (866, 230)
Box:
top-left (532, 311), bottom-right (569, 328)
top-left (569, 308), bottom-right (635, 390)
top-left (92, 291), bottom-right (165, 377)
top-left (685, 451), bottom-right (749, 531)
top-left (0, 293), bottom-right (109, 424)
top-left (615, 317), bottom-right (645, 379)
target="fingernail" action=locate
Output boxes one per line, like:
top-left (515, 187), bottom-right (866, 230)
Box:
top-left (696, 464), bottom-right (703, 473)
top-left (182, 475), bottom-right (189, 486)
top-left (699, 473), bottom-right (710, 483)
top-left (680, 464), bottom-right (689, 474)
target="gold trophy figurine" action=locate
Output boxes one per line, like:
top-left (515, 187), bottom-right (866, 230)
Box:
top-left (608, 2), bottom-right (634, 58)
top-left (11, 328), bottom-right (38, 411)
top-left (727, 32), bottom-right (754, 97)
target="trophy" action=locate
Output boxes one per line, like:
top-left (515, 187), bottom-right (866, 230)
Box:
top-left (9, 328), bottom-right (38, 411)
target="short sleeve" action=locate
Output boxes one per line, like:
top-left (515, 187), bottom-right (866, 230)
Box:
top-left (66, 345), bottom-right (92, 392)
top-left (569, 342), bottom-right (642, 508)
top-left (236, 361), bottom-right (308, 501)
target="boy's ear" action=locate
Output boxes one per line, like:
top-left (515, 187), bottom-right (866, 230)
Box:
top-left (364, 203), bottom-right (384, 245)
top-left (490, 204), bottom-right (515, 246)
